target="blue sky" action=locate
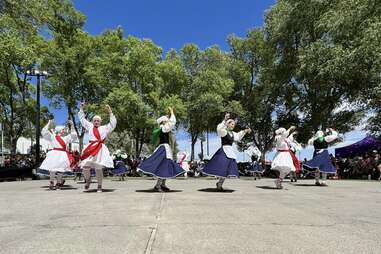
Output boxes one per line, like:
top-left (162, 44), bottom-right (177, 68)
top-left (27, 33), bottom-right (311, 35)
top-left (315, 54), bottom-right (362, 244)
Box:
top-left (44, 0), bottom-right (276, 122)
top-left (40, 0), bottom-right (366, 160)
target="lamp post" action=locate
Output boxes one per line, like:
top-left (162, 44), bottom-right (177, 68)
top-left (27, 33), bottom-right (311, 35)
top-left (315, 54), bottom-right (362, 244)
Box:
top-left (0, 123), bottom-right (3, 166)
top-left (26, 69), bottom-right (48, 166)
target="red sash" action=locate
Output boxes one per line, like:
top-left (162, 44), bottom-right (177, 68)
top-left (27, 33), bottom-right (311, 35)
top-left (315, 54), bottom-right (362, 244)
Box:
top-left (282, 141), bottom-right (301, 174)
top-left (55, 135), bottom-right (75, 168)
top-left (80, 127), bottom-right (103, 161)
top-left (179, 153), bottom-right (187, 168)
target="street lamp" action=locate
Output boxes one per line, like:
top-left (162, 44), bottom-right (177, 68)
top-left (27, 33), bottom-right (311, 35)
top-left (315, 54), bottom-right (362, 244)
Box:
top-left (0, 123), bottom-right (3, 166)
top-left (26, 69), bottom-right (48, 166)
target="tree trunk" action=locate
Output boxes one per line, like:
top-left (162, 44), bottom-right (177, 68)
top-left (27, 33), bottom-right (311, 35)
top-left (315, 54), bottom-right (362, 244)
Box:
top-left (190, 133), bottom-right (198, 161)
top-left (135, 129), bottom-right (140, 158)
top-left (200, 139), bottom-right (204, 160)
top-left (138, 129), bottom-right (145, 157)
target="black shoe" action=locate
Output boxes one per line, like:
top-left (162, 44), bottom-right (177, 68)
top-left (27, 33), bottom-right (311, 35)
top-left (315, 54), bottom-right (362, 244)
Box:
top-left (84, 182), bottom-right (90, 191)
top-left (216, 183), bottom-right (224, 191)
top-left (161, 185), bottom-right (170, 192)
top-left (153, 186), bottom-right (163, 192)
top-left (49, 181), bottom-right (56, 190)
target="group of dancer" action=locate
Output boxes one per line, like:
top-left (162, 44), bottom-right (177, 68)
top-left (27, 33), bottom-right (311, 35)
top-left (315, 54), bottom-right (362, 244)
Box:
top-left (40, 104), bottom-right (339, 192)
top-left (271, 126), bottom-right (338, 189)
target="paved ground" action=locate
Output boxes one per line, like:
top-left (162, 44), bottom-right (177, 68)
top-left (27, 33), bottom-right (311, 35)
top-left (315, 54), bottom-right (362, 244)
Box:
top-left (0, 178), bottom-right (380, 254)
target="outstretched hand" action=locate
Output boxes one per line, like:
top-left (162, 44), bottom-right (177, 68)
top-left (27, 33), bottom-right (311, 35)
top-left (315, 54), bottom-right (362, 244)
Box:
top-left (224, 113), bottom-right (230, 121)
top-left (106, 104), bottom-right (112, 114)
top-left (168, 107), bottom-right (174, 115)
top-left (245, 128), bottom-right (252, 134)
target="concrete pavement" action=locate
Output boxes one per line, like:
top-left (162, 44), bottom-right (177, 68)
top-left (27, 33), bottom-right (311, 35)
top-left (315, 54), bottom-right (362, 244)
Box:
top-left (0, 178), bottom-right (380, 254)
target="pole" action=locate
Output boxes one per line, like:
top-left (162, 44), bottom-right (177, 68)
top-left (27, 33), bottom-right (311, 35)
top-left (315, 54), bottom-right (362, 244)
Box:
top-left (206, 130), bottom-right (209, 156)
top-left (1, 123), bottom-right (3, 166)
top-left (35, 74), bottom-right (41, 166)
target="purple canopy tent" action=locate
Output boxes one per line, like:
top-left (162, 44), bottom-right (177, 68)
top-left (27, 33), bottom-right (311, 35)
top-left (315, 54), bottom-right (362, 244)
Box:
top-left (335, 136), bottom-right (381, 158)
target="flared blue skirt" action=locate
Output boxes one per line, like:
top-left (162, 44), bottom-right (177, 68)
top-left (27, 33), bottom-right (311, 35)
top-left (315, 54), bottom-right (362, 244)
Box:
top-left (303, 149), bottom-right (336, 173)
top-left (112, 161), bottom-right (129, 176)
top-left (138, 146), bottom-right (185, 179)
top-left (203, 148), bottom-right (239, 177)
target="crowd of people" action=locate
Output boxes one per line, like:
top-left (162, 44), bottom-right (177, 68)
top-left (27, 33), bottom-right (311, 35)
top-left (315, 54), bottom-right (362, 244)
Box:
top-left (1, 153), bottom-right (46, 169)
top-left (334, 150), bottom-right (381, 180)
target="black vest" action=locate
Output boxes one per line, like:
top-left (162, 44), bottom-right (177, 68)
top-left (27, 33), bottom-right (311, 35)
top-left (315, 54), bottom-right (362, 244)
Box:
top-left (221, 132), bottom-right (234, 146)
top-left (159, 130), bottom-right (170, 144)
top-left (313, 138), bottom-right (328, 150)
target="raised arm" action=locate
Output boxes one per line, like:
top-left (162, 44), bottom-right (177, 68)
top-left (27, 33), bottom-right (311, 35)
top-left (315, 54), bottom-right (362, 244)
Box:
top-left (41, 120), bottom-right (54, 141)
top-left (161, 114), bottom-right (176, 133)
top-left (104, 104), bottom-right (117, 134)
top-left (63, 121), bottom-right (77, 144)
top-left (78, 102), bottom-right (92, 130)
top-left (217, 113), bottom-right (231, 137)
top-left (233, 128), bottom-right (251, 142)
top-left (217, 120), bottom-right (228, 137)
top-left (161, 107), bottom-right (176, 133)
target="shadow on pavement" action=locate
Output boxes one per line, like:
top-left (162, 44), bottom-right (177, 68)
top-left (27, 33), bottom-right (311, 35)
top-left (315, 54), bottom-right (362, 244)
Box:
top-left (256, 186), bottom-right (283, 190)
top-left (292, 183), bottom-right (320, 187)
top-left (83, 189), bottom-right (116, 193)
top-left (135, 189), bottom-right (183, 193)
top-left (197, 188), bottom-right (235, 193)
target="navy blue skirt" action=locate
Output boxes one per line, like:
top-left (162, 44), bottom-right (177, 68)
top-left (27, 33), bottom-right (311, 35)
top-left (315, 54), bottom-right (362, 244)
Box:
top-left (113, 161), bottom-right (129, 176)
top-left (248, 162), bottom-right (263, 173)
top-left (203, 148), bottom-right (239, 177)
top-left (303, 149), bottom-right (336, 173)
top-left (138, 145), bottom-right (185, 179)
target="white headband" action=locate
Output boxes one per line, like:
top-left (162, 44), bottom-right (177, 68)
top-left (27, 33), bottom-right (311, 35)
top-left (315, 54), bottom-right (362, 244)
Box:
top-left (55, 126), bottom-right (65, 133)
top-left (92, 115), bottom-right (102, 121)
top-left (275, 127), bottom-right (286, 135)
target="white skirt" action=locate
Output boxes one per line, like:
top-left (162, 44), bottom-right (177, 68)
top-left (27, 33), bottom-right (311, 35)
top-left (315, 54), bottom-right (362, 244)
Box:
top-left (40, 150), bottom-right (71, 173)
top-left (271, 151), bottom-right (295, 175)
top-left (79, 143), bottom-right (114, 169)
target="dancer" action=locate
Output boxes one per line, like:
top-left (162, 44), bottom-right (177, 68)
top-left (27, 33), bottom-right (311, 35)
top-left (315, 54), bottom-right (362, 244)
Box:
top-left (203, 113), bottom-right (251, 191)
top-left (247, 144), bottom-right (263, 180)
top-left (79, 102), bottom-right (117, 192)
top-left (40, 120), bottom-right (76, 190)
top-left (271, 126), bottom-right (296, 189)
top-left (138, 107), bottom-right (184, 192)
top-left (288, 131), bottom-right (302, 182)
top-left (112, 150), bottom-right (128, 181)
top-left (304, 128), bottom-right (339, 186)
top-left (177, 151), bottom-right (190, 177)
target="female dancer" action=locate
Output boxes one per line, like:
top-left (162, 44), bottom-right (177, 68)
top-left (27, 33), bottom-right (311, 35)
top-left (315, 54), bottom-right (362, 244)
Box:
top-left (271, 126), bottom-right (296, 189)
top-left (40, 120), bottom-right (76, 190)
top-left (138, 107), bottom-right (184, 192)
top-left (203, 113), bottom-right (251, 191)
top-left (304, 128), bottom-right (339, 186)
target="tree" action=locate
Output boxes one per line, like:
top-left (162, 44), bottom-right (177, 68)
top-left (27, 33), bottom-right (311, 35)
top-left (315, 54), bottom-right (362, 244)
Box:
top-left (263, 0), bottom-right (372, 143)
top-left (0, 0), bottom-right (52, 154)
top-left (227, 29), bottom-right (282, 157)
top-left (179, 44), bottom-right (235, 160)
